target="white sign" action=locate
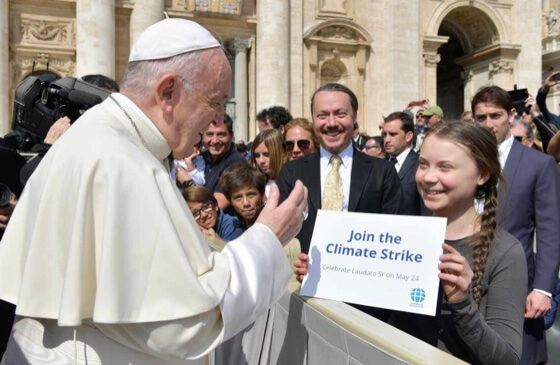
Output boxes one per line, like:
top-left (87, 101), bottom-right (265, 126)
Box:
top-left (300, 210), bottom-right (447, 316)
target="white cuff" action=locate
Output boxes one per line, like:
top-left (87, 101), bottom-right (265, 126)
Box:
top-left (532, 289), bottom-right (552, 298)
top-left (218, 223), bottom-right (291, 341)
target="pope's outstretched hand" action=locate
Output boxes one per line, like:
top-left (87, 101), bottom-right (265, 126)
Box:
top-left (256, 180), bottom-right (308, 246)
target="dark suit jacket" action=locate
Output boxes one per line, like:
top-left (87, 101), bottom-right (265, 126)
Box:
top-left (277, 149), bottom-right (404, 254)
top-left (391, 150), bottom-right (430, 216)
top-left (500, 139), bottom-right (560, 364)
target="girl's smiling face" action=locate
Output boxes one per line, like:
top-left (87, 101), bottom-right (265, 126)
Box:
top-left (416, 135), bottom-right (489, 218)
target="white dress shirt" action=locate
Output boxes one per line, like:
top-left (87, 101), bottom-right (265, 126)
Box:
top-left (393, 147), bottom-right (412, 173)
top-left (498, 135), bottom-right (514, 169)
top-left (319, 143), bottom-right (354, 211)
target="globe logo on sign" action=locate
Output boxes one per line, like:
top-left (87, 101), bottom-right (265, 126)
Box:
top-left (410, 288), bottom-right (426, 303)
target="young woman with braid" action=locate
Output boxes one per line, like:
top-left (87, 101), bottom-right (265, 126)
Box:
top-left (412, 121), bottom-right (527, 364)
top-left (294, 121), bottom-right (527, 364)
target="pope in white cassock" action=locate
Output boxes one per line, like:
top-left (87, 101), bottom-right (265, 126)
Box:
top-left (0, 19), bottom-right (307, 364)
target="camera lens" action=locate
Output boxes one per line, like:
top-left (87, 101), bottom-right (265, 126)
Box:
top-left (0, 183), bottom-right (12, 207)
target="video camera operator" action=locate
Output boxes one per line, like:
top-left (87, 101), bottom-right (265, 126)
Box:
top-left (16, 74), bottom-right (118, 186)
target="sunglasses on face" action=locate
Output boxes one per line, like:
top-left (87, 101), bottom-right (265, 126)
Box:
top-left (191, 201), bottom-right (214, 221)
top-left (363, 144), bottom-right (379, 150)
top-left (283, 139), bottom-right (311, 152)
top-left (513, 136), bottom-right (527, 142)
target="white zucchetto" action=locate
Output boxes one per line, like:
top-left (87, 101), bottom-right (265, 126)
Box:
top-left (129, 18), bottom-right (221, 62)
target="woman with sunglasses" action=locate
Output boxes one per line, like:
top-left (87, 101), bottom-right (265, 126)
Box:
top-left (283, 118), bottom-right (319, 161)
top-left (250, 129), bottom-right (288, 197)
top-left (182, 186), bottom-right (243, 241)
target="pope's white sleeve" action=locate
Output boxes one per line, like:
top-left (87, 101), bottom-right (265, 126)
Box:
top-left (219, 223), bottom-right (292, 341)
top-left (94, 223), bottom-right (291, 360)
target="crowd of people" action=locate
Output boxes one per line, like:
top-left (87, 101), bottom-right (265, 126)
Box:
top-left (0, 17), bottom-right (559, 365)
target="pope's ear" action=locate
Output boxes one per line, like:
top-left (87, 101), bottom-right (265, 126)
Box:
top-left (154, 74), bottom-right (179, 113)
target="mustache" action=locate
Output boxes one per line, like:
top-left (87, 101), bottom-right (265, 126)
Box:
top-left (322, 126), bottom-right (343, 132)
top-left (208, 142), bottom-right (224, 149)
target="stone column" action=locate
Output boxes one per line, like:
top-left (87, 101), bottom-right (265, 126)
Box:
top-left (461, 68), bottom-right (475, 112)
top-left (76, 0), bottom-right (115, 78)
top-left (0, 0), bottom-right (9, 134)
top-left (129, 0), bottom-right (164, 49)
top-left (229, 38), bottom-right (251, 142)
top-left (289, 0), bottom-right (303, 118)
top-left (422, 52), bottom-right (441, 105)
top-left (256, 0), bottom-right (290, 111)
top-left (516, 0), bottom-right (542, 94)
top-left (422, 35), bottom-right (448, 105)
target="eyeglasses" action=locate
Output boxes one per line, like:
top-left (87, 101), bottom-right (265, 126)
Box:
top-left (513, 136), bottom-right (528, 142)
top-left (191, 201), bottom-right (214, 221)
top-left (363, 144), bottom-right (380, 150)
top-left (283, 139), bottom-right (311, 152)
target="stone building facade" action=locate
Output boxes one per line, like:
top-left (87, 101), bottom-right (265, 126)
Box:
top-left (1, 0), bottom-right (559, 140)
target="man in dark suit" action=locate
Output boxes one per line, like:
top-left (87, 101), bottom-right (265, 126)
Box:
top-left (276, 83), bottom-right (404, 254)
top-left (383, 111), bottom-right (429, 216)
top-left (473, 86), bottom-right (560, 365)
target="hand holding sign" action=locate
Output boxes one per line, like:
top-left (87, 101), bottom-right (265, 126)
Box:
top-left (438, 243), bottom-right (473, 304)
top-left (294, 252), bottom-right (309, 283)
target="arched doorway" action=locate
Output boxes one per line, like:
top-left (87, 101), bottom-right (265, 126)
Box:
top-left (424, 2), bottom-right (518, 117)
top-left (436, 6), bottom-right (499, 119)
top-left (436, 33), bottom-right (465, 120)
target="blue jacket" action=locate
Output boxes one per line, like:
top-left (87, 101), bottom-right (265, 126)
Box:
top-left (215, 209), bottom-right (243, 241)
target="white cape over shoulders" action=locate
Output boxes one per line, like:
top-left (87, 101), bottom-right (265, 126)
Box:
top-left (0, 94), bottom-right (232, 325)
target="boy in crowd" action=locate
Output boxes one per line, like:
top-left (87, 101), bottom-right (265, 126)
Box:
top-left (219, 163), bottom-right (266, 230)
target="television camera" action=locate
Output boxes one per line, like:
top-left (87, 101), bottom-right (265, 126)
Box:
top-left (6, 73), bottom-right (110, 151)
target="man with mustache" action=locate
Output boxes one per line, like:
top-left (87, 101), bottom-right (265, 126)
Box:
top-left (277, 83), bottom-right (404, 254)
top-left (276, 83), bottom-right (404, 320)
top-left (201, 114), bottom-right (247, 209)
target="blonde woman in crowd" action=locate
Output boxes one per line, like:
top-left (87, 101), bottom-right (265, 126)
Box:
top-left (250, 129), bottom-right (287, 197)
top-left (282, 118), bottom-right (319, 161)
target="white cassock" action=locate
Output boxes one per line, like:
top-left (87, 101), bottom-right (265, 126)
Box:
top-left (0, 93), bottom-right (291, 364)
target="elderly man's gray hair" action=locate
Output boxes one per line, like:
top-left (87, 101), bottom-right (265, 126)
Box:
top-left (120, 49), bottom-right (210, 97)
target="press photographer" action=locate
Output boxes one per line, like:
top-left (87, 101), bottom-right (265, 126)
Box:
top-left (6, 73), bottom-right (115, 185)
